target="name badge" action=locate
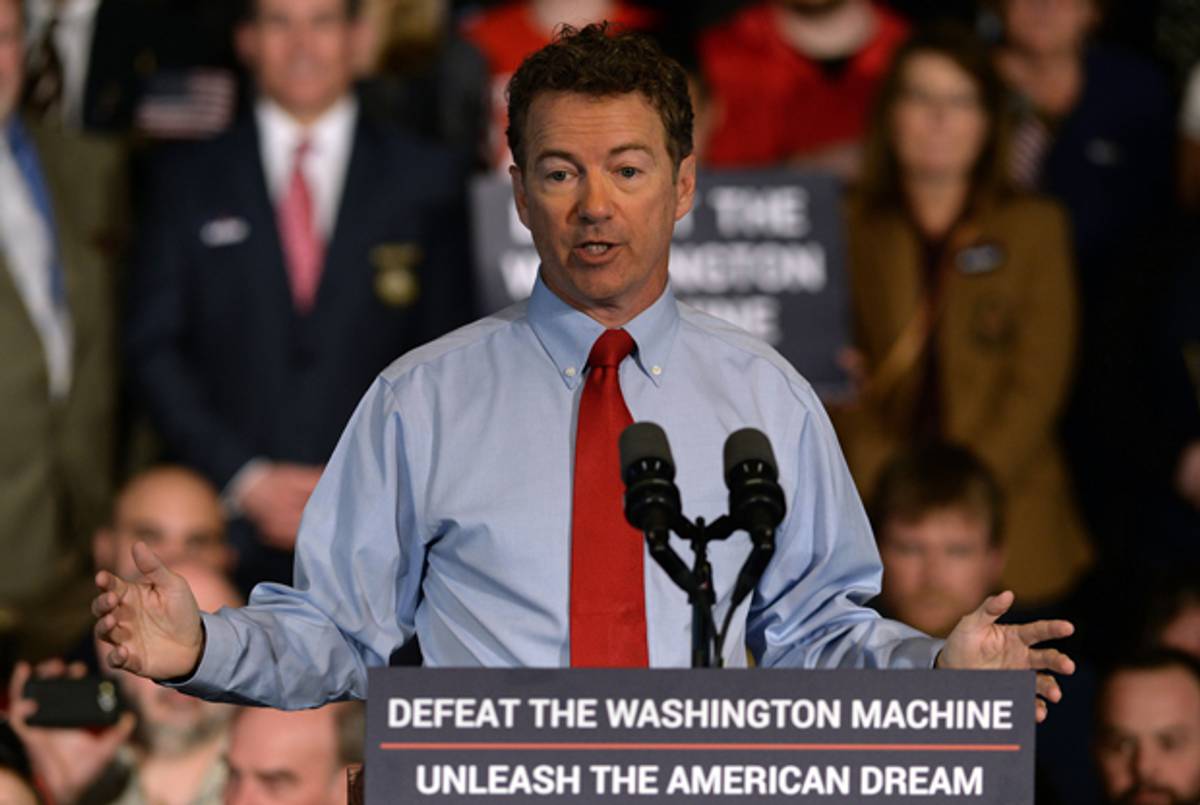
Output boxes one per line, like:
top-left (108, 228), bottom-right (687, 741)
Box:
top-left (956, 242), bottom-right (1005, 276)
top-left (372, 243), bottom-right (423, 308)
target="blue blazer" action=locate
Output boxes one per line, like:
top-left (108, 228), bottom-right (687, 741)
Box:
top-left (126, 109), bottom-right (475, 494)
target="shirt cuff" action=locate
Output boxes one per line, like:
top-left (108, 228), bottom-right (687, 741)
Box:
top-left (159, 611), bottom-right (237, 698)
top-left (222, 458), bottom-right (271, 518)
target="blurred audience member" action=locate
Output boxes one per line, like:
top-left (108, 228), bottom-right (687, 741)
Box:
top-left (994, 0), bottom-right (1176, 555)
top-left (22, 0), bottom-right (239, 138)
top-left (93, 465), bottom-right (231, 582)
top-left (1145, 571), bottom-right (1200, 659)
top-left (697, 0), bottom-right (908, 176)
top-left (835, 23), bottom-right (1089, 603)
top-left (0, 0), bottom-right (126, 661)
top-left (461, 0), bottom-right (657, 169)
top-left (1094, 650), bottom-right (1200, 805)
top-left (7, 562), bottom-right (241, 805)
top-left (225, 703), bottom-right (364, 805)
top-left (126, 0), bottom-right (474, 594)
top-left (869, 442), bottom-right (1004, 637)
top-left (356, 0), bottom-right (489, 168)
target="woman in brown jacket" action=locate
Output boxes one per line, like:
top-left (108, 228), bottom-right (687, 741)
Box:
top-left (835, 24), bottom-right (1091, 603)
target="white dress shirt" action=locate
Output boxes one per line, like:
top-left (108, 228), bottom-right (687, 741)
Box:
top-left (25, 0), bottom-right (101, 128)
top-left (0, 129), bottom-right (72, 399)
top-left (255, 95), bottom-right (358, 240)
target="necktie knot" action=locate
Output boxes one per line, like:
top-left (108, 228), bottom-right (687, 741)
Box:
top-left (292, 137), bottom-right (312, 166)
top-left (587, 329), bottom-right (635, 369)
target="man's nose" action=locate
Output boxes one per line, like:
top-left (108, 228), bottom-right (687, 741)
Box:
top-left (576, 176), bottom-right (614, 223)
top-left (1132, 742), bottom-right (1161, 784)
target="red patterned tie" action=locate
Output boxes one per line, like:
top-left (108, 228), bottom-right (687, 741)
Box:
top-left (277, 138), bottom-right (323, 314)
top-left (570, 329), bottom-right (649, 667)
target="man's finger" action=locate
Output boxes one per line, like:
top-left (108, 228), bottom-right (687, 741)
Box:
top-left (973, 591), bottom-right (1015, 626)
top-left (1035, 673), bottom-right (1062, 703)
top-left (96, 570), bottom-right (128, 599)
top-left (34, 659), bottom-right (65, 677)
top-left (132, 541), bottom-right (172, 582)
top-left (1035, 699), bottom-right (1048, 723)
top-left (8, 661), bottom-right (30, 705)
top-left (92, 590), bottom-right (120, 619)
top-left (1015, 619), bottom-right (1075, 648)
top-left (1028, 647), bottom-right (1076, 675)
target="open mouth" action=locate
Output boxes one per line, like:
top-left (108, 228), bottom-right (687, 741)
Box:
top-left (578, 241), bottom-right (616, 255)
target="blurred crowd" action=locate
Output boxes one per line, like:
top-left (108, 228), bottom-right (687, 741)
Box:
top-left (0, 0), bottom-right (1199, 802)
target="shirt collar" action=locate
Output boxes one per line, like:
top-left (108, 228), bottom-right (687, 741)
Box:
top-left (30, 0), bottom-right (100, 25)
top-left (527, 273), bottom-right (680, 390)
top-left (254, 93), bottom-right (358, 157)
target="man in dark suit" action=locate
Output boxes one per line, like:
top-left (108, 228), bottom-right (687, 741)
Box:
top-left (0, 0), bottom-right (126, 660)
top-left (126, 0), bottom-right (474, 593)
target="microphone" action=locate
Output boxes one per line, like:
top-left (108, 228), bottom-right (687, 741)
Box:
top-left (724, 428), bottom-right (786, 538)
top-left (724, 428), bottom-right (786, 610)
top-left (620, 422), bottom-right (692, 594)
top-left (619, 422), bottom-right (681, 536)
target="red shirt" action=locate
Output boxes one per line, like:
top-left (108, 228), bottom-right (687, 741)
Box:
top-left (461, 1), bottom-right (657, 169)
top-left (699, 2), bottom-right (908, 167)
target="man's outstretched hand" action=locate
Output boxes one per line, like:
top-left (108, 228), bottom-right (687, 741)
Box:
top-left (938, 591), bottom-right (1076, 723)
top-left (92, 542), bottom-right (204, 680)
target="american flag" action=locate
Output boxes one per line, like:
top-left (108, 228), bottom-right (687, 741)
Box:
top-left (134, 67), bottom-right (237, 140)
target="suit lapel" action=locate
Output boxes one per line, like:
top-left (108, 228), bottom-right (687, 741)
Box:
top-left (230, 117), bottom-right (296, 324)
top-left (315, 113), bottom-right (376, 315)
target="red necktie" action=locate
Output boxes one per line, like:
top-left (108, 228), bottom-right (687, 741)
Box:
top-left (277, 139), bottom-right (324, 314)
top-left (570, 329), bottom-right (649, 667)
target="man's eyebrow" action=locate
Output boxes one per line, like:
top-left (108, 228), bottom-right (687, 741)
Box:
top-left (533, 149), bottom-right (579, 166)
top-left (609, 142), bottom-right (655, 159)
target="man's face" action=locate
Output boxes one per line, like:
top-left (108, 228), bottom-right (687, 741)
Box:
top-left (510, 91), bottom-right (695, 325)
top-left (239, 0), bottom-right (358, 122)
top-left (1003, 0), bottom-right (1096, 57)
top-left (1095, 667), bottom-right (1200, 805)
top-left (94, 470), bottom-right (228, 579)
top-left (225, 707), bottom-right (347, 805)
top-left (878, 507), bottom-right (1002, 637)
top-left (0, 0), bottom-right (23, 120)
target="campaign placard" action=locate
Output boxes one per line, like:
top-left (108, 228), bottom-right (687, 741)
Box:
top-left (470, 169), bottom-right (851, 398)
top-left (366, 669), bottom-right (1034, 804)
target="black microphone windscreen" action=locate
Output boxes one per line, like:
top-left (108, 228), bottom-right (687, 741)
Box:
top-left (723, 428), bottom-right (778, 478)
top-left (619, 421), bottom-right (673, 473)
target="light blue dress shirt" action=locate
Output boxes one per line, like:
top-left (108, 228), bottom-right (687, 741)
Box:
top-left (180, 278), bottom-right (943, 707)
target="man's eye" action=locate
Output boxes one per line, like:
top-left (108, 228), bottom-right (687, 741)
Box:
top-left (547, 170), bottom-right (570, 182)
top-left (617, 166), bottom-right (640, 179)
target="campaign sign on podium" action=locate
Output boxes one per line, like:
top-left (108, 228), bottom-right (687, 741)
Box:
top-left (470, 168), bottom-right (851, 398)
top-left (365, 669), bottom-right (1034, 804)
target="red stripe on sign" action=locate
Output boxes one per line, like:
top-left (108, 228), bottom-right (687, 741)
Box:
top-left (379, 743), bottom-right (1021, 752)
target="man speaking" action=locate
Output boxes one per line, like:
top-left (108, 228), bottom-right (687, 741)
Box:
top-left (93, 24), bottom-right (1073, 717)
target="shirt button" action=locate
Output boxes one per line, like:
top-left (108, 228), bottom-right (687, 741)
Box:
top-left (565, 367), bottom-right (577, 378)
top-left (651, 366), bottom-right (663, 376)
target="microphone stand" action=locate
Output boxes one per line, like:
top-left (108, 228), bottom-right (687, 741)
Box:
top-left (643, 514), bottom-right (743, 669)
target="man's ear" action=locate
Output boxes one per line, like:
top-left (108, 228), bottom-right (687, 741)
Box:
top-left (674, 153), bottom-right (697, 222)
top-left (986, 544), bottom-right (1006, 589)
top-left (509, 164), bottom-right (531, 230)
top-left (93, 527), bottom-right (114, 573)
top-left (234, 22), bottom-right (257, 70)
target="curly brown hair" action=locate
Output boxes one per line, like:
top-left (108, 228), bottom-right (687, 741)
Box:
top-left (505, 22), bottom-right (693, 172)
